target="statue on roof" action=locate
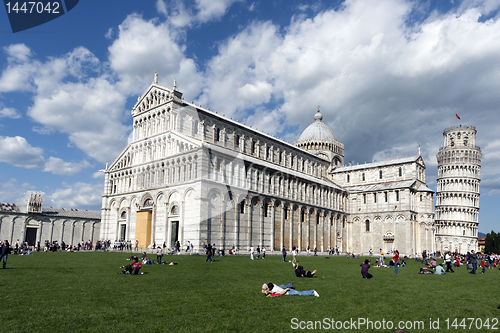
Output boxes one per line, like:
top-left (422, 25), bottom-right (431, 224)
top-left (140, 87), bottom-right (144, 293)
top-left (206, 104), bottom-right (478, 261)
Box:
top-left (154, 71), bottom-right (158, 84)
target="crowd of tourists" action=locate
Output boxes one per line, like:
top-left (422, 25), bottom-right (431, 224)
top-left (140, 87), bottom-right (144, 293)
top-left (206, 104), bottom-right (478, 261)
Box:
top-left (359, 248), bottom-right (500, 278)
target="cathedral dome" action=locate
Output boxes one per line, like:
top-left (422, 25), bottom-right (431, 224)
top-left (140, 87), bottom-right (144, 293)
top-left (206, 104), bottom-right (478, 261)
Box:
top-left (297, 110), bottom-right (337, 142)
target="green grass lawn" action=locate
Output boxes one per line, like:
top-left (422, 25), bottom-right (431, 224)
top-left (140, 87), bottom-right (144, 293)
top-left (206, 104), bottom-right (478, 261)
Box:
top-left (1, 252), bottom-right (498, 332)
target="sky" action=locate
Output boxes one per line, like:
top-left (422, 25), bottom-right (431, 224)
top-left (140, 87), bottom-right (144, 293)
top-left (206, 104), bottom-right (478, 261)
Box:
top-left (0, 0), bottom-right (499, 233)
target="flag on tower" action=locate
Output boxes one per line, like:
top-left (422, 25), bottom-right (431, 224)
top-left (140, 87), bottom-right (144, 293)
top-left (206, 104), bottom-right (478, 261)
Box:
top-left (456, 113), bottom-right (460, 120)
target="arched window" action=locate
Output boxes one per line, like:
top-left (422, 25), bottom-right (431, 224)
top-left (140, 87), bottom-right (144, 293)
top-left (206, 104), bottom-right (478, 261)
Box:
top-left (193, 120), bottom-right (199, 135)
top-left (365, 220), bottom-right (370, 232)
top-left (399, 167), bottom-right (402, 177)
top-left (214, 127), bottom-right (220, 142)
top-left (379, 170), bottom-right (383, 179)
top-left (234, 134), bottom-right (239, 149)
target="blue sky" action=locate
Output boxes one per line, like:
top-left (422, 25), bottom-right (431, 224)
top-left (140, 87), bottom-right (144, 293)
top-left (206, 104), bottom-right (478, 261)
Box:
top-left (0, 0), bottom-right (499, 233)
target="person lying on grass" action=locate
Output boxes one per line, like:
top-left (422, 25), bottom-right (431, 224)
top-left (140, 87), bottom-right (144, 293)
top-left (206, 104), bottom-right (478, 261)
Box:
top-left (293, 263), bottom-right (317, 277)
top-left (262, 282), bottom-right (319, 297)
top-left (120, 257), bottom-right (141, 275)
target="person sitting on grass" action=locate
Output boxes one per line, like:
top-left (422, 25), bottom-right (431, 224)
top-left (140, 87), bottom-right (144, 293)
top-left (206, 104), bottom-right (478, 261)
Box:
top-left (360, 259), bottom-right (373, 279)
top-left (120, 257), bottom-right (141, 275)
top-left (430, 259), bottom-right (437, 268)
top-left (420, 263), bottom-right (433, 274)
top-left (434, 263), bottom-right (446, 275)
top-left (262, 282), bottom-right (319, 297)
top-left (293, 263), bottom-right (317, 278)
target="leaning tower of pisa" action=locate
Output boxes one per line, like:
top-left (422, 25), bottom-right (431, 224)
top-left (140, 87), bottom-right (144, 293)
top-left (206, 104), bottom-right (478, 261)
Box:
top-left (435, 125), bottom-right (481, 254)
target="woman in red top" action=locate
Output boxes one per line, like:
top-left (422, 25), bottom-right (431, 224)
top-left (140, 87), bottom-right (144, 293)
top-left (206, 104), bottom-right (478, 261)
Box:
top-left (393, 250), bottom-right (400, 274)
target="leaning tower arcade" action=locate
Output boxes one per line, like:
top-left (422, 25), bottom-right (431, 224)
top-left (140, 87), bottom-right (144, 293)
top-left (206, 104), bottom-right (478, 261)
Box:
top-left (435, 125), bottom-right (481, 254)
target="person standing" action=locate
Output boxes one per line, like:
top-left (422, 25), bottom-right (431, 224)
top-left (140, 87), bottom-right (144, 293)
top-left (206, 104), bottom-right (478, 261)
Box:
top-left (282, 247), bottom-right (287, 262)
top-left (393, 250), bottom-right (400, 274)
top-left (469, 250), bottom-right (478, 274)
top-left (156, 246), bottom-right (163, 264)
top-left (480, 255), bottom-right (486, 274)
top-left (262, 246), bottom-right (266, 259)
top-left (379, 249), bottom-right (384, 265)
top-left (444, 251), bottom-right (454, 273)
top-left (291, 246), bottom-right (297, 264)
top-left (250, 246), bottom-right (254, 260)
top-left (205, 244), bottom-right (214, 262)
top-left (256, 246), bottom-right (261, 259)
top-left (134, 240), bottom-right (138, 251)
top-left (1, 240), bottom-right (12, 269)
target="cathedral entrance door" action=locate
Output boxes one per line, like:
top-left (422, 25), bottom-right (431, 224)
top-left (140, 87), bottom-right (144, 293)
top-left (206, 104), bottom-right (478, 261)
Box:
top-left (135, 210), bottom-right (152, 248)
top-left (170, 221), bottom-right (179, 248)
top-left (120, 224), bottom-right (126, 240)
top-left (25, 227), bottom-right (37, 246)
top-left (386, 242), bottom-right (393, 254)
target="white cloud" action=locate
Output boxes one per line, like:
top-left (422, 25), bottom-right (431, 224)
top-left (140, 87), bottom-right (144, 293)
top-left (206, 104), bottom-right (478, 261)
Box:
top-left (32, 126), bottom-right (52, 135)
top-left (28, 76), bottom-right (130, 163)
top-left (48, 182), bottom-right (103, 209)
top-left (92, 171), bottom-right (105, 179)
top-left (43, 157), bottom-right (92, 176)
top-left (157, 0), bottom-right (239, 27)
top-left (105, 27), bottom-right (114, 39)
top-left (237, 81), bottom-right (273, 104)
top-left (4, 43), bottom-right (32, 62)
top-left (196, 0), bottom-right (500, 177)
top-left (0, 136), bottom-right (44, 168)
top-left (0, 178), bottom-right (35, 204)
top-left (156, 0), bottom-right (168, 16)
top-left (198, 21), bottom-right (281, 116)
top-left (481, 175), bottom-right (500, 196)
top-left (195, 0), bottom-right (240, 23)
top-left (108, 13), bottom-right (204, 98)
top-left (0, 106), bottom-right (21, 119)
top-left (0, 44), bottom-right (39, 92)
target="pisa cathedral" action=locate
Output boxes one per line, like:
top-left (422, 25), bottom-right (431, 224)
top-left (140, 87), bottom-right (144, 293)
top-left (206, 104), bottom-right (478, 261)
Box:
top-left (100, 75), bottom-right (479, 255)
